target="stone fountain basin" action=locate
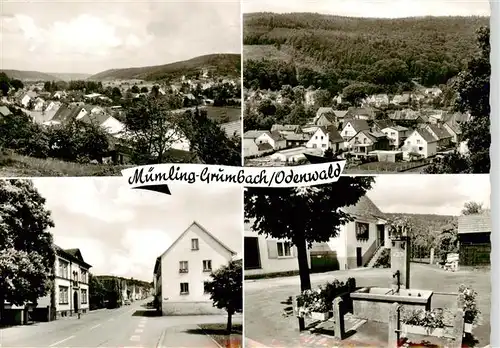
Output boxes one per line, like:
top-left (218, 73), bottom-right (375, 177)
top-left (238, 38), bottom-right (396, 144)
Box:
top-left (349, 287), bottom-right (433, 323)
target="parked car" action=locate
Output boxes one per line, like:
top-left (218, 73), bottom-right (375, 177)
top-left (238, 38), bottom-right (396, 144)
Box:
top-left (124, 299), bottom-right (131, 305)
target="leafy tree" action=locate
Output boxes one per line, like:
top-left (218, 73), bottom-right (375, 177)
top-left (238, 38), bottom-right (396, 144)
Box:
top-left (89, 274), bottom-right (106, 309)
top-left (123, 95), bottom-right (187, 164)
top-left (244, 178), bottom-right (375, 291)
top-left (0, 73), bottom-right (10, 96)
top-left (204, 260), bottom-right (242, 333)
top-left (0, 180), bottom-right (55, 324)
top-left (130, 85), bottom-right (140, 93)
top-left (454, 26), bottom-right (490, 173)
top-left (425, 26), bottom-right (490, 174)
top-left (434, 224), bottom-right (459, 263)
top-left (10, 79), bottom-right (24, 91)
top-left (140, 86), bottom-right (149, 93)
top-left (257, 99), bottom-right (276, 116)
top-left (46, 120), bottom-right (110, 163)
top-left (111, 87), bottom-right (122, 100)
top-left (462, 201), bottom-right (484, 215)
top-left (181, 108), bottom-right (241, 166)
top-left (0, 106), bottom-right (49, 158)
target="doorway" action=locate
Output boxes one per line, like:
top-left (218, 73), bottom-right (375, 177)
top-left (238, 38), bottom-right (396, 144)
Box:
top-left (356, 247), bottom-right (363, 267)
top-left (377, 224), bottom-right (385, 247)
top-left (244, 237), bottom-right (261, 270)
top-left (73, 291), bottom-right (79, 314)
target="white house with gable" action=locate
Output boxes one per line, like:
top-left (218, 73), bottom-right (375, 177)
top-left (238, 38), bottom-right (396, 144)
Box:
top-left (154, 221), bottom-right (236, 316)
top-left (325, 196), bottom-right (390, 270)
top-left (402, 128), bottom-right (438, 159)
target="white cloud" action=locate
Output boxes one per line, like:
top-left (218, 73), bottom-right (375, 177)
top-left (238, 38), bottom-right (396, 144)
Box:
top-left (8, 13), bottom-right (151, 58)
top-left (122, 228), bottom-right (173, 268)
top-left (35, 178), bottom-right (135, 224)
top-left (368, 174), bottom-right (490, 215)
top-left (54, 235), bottom-right (108, 272)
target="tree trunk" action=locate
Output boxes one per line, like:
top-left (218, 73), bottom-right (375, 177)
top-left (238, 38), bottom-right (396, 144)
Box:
top-left (0, 291), bottom-right (4, 326)
top-left (296, 235), bottom-right (311, 291)
top-left (226, 310), bottom-right (233, 334)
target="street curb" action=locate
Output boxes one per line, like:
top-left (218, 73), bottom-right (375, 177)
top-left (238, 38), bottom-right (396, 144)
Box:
top-left (155, 329), bottom-right (166, 348)
top-left (197, 324), bottom-right (223, 348)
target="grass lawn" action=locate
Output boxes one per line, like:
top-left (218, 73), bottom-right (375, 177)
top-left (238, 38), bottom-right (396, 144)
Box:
top-left (0, 152), bottom-right (129, 176)
top-left (205, 106), bottom-right (241, 123)
top-left (0, 149), bottom-right (199, 177)
top-left (245, 263), bottom-right (490, 347)
top-left (198, 323), bottom-right (243, 348)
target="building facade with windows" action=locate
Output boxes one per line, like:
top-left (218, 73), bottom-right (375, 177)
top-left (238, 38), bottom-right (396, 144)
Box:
top-left (36, 246), bottom-right (92, 319)
top-left (154, 221), bottom-right (235, 315)
top-left (244, 220), bottom-right (311, 277)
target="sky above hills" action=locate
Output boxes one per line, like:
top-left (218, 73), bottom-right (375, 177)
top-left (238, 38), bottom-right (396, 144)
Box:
top-left (243, 0), bottom-right (491, 17)
top-left (32, 178), bottom-right (243, 283)
top-left (1, 0), bottom-right (241, 74)
top-left (369, 174), bottom-right (490, 215)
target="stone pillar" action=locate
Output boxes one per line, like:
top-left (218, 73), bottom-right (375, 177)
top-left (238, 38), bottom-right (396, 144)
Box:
top-left (332, 297), bottom-right (345, 340)
top-left (292, 296), bottom-right (305, 331)
top-left (388, 302), bottom-right (401, 347)
top-left (449, 308), bottom-right (465, 348)
top-left (429, 248), bottom-right (435, 265)
top-left (390, 236), bottom-right (410, 290)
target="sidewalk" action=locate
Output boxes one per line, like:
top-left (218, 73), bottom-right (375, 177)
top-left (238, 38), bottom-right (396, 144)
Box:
top-left (156, 324), bottom-right (221, 348)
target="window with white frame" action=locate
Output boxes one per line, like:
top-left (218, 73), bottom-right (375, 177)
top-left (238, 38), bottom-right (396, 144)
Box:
top-left (203, 281), bottom-right (210, 294)
top-left (180, 283), bottom-right (189, 294)
top-left (59, 260), bottom-right (69, 279)
top-left (191, 238), bottom-right (199, 250)
top-left (277, 242), bottom-right (292, 257)
top-left (59, 286), bottom-right (69, 304)
top-left (81, 289), bottom-right (88, 304)
top-left (179, 261), bottom-right (189, 273)
top-left (81, 270), bottom-right (87, 283)
top-left (203, 260), bottom-right (212, 272)
top-left (356, 222), bottom-right (370, 241)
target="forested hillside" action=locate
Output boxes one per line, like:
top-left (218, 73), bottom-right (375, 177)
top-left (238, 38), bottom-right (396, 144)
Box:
top-left (384, 212), bottom-right (457, 246)
top-left (243, 13), bottom-right (489, 91)
top-left (89, 54), bottom-right (241, 81)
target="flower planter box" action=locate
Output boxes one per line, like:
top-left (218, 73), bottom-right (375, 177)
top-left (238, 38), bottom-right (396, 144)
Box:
top-left (310, 311), bottom-right (329, 321)
top-left (402, 324), bottom-right (447, 337)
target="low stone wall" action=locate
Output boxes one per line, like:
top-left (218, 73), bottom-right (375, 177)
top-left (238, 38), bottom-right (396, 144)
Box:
top-left (161, 301), bottom-right (226, 316)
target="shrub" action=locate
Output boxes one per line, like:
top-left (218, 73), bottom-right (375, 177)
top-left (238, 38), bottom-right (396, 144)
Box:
top-left (401, 308), bottom-right (446, 328)
top-left (373, 248), bottom-right (391, 268)
top-left (296, 278), bottom-right (355, 316)
top-left (458, 284), bottom-right (480, 325)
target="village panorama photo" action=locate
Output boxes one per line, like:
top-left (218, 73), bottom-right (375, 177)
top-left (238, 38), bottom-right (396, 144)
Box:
top-left (0, 178), bottom-right (243, 348)
top-left (242, 0), bottom-right (490, 174)
top-left (0, 0), bottom-right (242, 176)
top-left (244, 174), bottom-right (491, 347)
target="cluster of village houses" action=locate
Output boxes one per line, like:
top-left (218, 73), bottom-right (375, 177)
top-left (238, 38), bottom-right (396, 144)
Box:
top-left (0, 71), bottom-right (241, 164)
top-left (244, 86), bottom-right (470, 165)
top-left (3, 246), bottom-right (152, 325)
top-left (244, 196), bottom-right (491, 277)
top-left (153, 221), bottom-right (241, 316)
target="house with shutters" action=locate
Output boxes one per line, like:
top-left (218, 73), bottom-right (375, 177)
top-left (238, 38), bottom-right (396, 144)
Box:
top-left (153, 221), bottom-right (236, 315)
top-left (244, 219), bottom-right (311, 277)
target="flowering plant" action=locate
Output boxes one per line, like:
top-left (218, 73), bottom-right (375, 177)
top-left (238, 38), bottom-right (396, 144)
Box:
top-left (296, 288), bottom-right (330, 316)
top-left (401, 308), bottom-right (446, 329)
top-left (458, 284), bottom-right (480, 325)
top-left (295, 278), bottom-right (353, 316)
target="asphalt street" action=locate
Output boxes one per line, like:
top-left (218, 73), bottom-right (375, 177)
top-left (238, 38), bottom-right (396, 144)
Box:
top-left (0, 299), bottom-right (236, 348)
